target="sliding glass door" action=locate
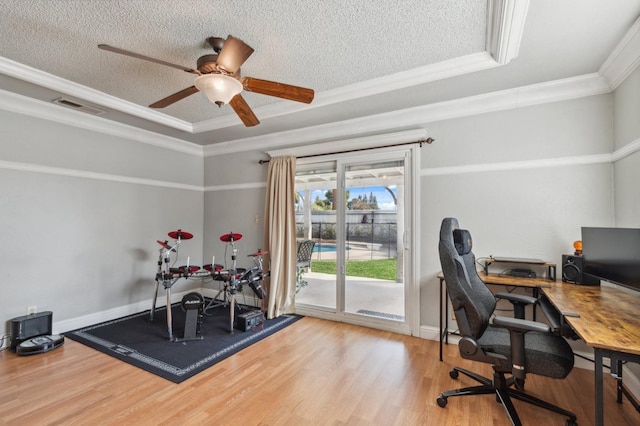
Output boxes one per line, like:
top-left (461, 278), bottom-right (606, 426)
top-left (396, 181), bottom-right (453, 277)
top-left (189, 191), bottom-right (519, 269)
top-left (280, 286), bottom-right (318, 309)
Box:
top-left (295, 147), bottom-right (417, 335)
top-left (295, 161), bottom-right (338, 310)
top-left (340, 158), bottom-right (406, 320)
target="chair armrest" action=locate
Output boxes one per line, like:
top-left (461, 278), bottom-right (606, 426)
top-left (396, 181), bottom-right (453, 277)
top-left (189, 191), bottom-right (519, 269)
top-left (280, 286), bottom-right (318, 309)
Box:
top-left (495, 292), bottom-right (538, 319)
top-left (492, 316), bottom-right (551, 381)
top-left (495, 292), bottom-right (537, 306)
top-left (492, 316), bottom-right (551, 334)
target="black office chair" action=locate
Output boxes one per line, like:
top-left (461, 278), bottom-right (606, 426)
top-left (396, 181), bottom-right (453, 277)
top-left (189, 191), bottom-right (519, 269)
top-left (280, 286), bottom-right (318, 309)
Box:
top-left (437, 218), bottom-right (577, 426)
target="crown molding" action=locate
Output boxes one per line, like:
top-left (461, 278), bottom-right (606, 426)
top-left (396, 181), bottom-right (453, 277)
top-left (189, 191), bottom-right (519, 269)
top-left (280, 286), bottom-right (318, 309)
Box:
top-left (0, 89), bottom-right (203, 156)
top-left (486, 0), bottom-right (531, 64)
top-left (0, 56), bottom-right (193, 132)
top-left (204, 73), bottom-right (610, 157)
top-left (0, 48), bottom-right (499, 137)
top-left (599, 16), bottom-right (640, 90)
top-left (193, 51), bottom-right (499, 133)
top-left (1, 68), bottom-right (609, 160)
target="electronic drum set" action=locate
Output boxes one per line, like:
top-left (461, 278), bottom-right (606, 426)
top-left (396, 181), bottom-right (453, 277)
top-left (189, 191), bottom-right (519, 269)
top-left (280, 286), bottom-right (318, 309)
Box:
top-left (150, 229), bottom-right (269, 341)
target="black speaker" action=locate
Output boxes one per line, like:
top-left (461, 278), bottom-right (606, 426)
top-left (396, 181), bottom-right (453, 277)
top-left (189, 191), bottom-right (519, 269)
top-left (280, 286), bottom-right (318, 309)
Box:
top-left (562, 255), bottom-right (599, 286)
top-left (9, 311), bottom-right (53, 351)
top-left (235, 310), bottom-right (264, 331)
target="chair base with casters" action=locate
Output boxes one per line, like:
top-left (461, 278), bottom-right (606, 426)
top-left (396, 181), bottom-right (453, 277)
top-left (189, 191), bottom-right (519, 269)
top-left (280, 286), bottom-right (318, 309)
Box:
top-left (436, 366), bottom-right (578, 426)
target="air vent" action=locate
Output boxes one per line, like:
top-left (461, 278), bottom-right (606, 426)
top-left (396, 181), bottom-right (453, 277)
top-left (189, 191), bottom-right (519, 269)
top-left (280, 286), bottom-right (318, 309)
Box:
top-left (52, 98), bottom-right (107, 115)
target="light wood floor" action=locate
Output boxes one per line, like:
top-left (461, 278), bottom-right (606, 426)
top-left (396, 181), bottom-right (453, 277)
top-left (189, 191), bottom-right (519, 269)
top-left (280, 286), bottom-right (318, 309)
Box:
top-left (1, 317), bottom-right (638, 425)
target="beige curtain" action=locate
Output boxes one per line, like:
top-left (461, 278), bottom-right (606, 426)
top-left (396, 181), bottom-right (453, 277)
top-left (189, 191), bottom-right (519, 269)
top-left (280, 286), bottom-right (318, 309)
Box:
top-left (263, 156), bottom-right (297, 319)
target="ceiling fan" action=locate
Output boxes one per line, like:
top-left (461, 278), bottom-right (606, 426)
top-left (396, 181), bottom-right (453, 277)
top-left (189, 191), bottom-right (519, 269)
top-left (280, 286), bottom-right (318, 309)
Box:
top-left (98, 35), bottom-right (314, 127)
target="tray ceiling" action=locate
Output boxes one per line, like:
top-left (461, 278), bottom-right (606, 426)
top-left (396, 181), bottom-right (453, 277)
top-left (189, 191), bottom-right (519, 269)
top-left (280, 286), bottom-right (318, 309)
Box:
top-left (0, 1), bottom-right (639, 150)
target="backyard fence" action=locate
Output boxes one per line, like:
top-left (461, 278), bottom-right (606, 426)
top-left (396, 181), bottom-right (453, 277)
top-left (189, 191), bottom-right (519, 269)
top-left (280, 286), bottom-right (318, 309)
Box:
top-left (296, 220), bottom-right (397, 260)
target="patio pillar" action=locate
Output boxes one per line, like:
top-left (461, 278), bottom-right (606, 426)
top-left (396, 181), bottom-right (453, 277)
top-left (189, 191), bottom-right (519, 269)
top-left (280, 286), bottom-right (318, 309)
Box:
top-left (396, 183), bottom-right (404, 283)
top-left (304, 189), bottom-right (312, 240)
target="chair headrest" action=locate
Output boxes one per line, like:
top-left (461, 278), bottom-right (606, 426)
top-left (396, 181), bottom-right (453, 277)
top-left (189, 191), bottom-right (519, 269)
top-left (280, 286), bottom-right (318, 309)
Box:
top-left (453, 229), bottom-right (473, 255)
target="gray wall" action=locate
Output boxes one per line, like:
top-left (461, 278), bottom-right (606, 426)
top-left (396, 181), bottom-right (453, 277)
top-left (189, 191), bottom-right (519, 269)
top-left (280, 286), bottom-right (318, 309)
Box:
top-left (1, 109), bottom-right (204, 326)
top-left (201, 93), bottom-right (618, 330)
top-left (2, 72), bottom-right (637, 336)
top-left (202, 150), bottom-right (268, 307)
top-left (418, 95), bottom-right (614, 327)
top-left (203, 149), bottom-right (268, 261)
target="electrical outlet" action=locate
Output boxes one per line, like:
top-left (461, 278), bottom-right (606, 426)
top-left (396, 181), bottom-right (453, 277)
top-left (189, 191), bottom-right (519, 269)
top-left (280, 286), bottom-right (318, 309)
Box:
top-left (27, 305), bottom-right (37, 315)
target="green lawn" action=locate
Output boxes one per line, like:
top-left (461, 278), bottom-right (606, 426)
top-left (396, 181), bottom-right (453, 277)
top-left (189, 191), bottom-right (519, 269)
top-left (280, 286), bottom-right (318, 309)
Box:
top-left (311, 258), bottom-right (397, 281)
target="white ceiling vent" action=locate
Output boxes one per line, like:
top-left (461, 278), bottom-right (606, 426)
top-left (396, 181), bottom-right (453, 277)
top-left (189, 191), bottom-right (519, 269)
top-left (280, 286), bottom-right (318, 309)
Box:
top-left (52, 98), bottom-right (107, 115)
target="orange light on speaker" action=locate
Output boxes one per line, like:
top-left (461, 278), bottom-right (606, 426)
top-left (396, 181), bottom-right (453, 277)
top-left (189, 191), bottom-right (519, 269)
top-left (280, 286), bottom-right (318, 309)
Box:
top-left (573, 240), bottom-right (582, 255)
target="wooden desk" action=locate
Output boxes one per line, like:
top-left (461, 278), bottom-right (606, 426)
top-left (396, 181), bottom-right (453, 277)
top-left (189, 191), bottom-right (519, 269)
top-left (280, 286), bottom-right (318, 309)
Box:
top-left (542, 283), bottom-right (640, 425)
top-left (438, 272), bottom-right (556, 362)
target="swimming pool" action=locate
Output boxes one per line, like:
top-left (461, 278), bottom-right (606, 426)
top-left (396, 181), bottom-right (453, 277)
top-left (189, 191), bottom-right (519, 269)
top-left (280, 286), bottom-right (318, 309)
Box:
top-left (313, 244), bottom-right (350, 253)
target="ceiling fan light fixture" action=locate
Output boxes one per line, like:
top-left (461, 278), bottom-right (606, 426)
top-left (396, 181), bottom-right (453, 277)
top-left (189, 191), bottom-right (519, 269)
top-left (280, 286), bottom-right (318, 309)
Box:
top-left (195, 74), bottom-right (243, 105)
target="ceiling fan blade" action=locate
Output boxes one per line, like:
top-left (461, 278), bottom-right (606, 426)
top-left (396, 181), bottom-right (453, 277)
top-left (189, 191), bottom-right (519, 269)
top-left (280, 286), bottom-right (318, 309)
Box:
top-left (229, 94), bottom-right (260, 127)
top-left (149, 86), bottom-right (199, 108)
top-left (241, 77), bottom-right (314, 104)
top-left (98, 44), bottom-right (198, 74)
top-left (216, 35), bottom-right (254, 74)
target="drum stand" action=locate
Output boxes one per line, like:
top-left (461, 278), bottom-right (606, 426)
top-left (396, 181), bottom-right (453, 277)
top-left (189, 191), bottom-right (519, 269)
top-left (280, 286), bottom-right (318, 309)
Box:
top-left (203, 232), bottom-right (243, 333)
top-left (150, 237), bottom-right (186, 341)
top-left (203, 269), bottom-right (236, 314)
top-left (227, 239), bottom-right (241, 334)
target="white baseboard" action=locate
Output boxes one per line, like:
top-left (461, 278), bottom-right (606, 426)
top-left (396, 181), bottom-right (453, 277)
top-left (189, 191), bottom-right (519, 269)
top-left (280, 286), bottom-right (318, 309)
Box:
top-left (52, 289), bottom-right (197, 334)
top-left (623, 365), bottom-right (640, 405)
top-left (53, 285), bottom-right (263, 335)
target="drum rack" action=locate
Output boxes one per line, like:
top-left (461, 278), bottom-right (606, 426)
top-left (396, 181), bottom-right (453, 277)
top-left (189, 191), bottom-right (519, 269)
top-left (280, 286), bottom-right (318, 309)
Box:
top-left (150, 230), bottom-right (268, 340)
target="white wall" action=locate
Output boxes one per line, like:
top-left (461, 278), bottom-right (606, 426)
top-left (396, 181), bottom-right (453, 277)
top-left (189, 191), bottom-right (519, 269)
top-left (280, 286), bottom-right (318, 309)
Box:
top-left (0, 108), bottom-right (204, 331)
top-left (612, 64), bottom-right (640, 383)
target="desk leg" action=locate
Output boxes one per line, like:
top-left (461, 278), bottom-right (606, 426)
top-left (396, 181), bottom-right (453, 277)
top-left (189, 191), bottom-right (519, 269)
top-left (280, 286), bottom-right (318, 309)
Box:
top-left (439, 277), bottom-right (444, 361)
top-left (617, 359), bottom-right (623, 404)
top-left (594, 349), bottom-right (604, 426)
top-left (445, 288), bottom-right (449, 346)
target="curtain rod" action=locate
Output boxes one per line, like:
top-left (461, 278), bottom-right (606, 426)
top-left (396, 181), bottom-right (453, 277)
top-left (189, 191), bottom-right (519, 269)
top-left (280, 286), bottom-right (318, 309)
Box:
top-left (258, 137), bottom-right (434, 164)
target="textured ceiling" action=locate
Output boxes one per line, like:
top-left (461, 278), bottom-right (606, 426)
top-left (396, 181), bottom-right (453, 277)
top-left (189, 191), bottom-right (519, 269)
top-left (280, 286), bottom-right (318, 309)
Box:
top-left (0, 1), bottom-right (639, 148)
